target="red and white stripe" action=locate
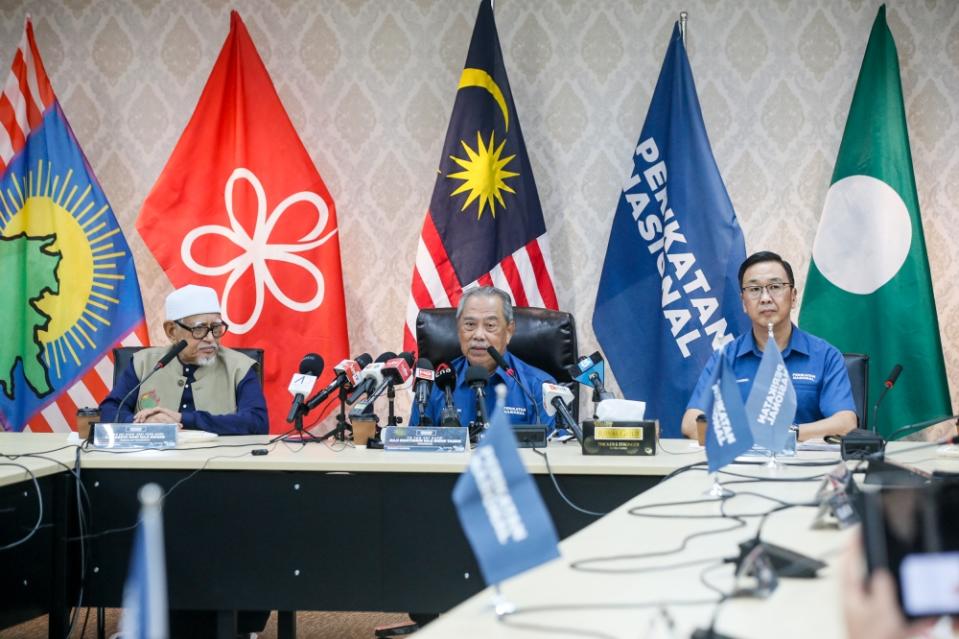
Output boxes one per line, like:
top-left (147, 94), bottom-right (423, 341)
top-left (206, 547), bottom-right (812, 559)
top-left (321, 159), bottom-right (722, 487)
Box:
top-left (403, 211), bottom-right (559, 352)
top-left (24, 327), bottom-right (147, 433)
top-left (0, 18), bottom-right (54, 174)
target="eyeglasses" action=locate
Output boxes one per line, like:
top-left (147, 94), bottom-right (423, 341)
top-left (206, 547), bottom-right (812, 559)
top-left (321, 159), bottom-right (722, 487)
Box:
top-left (175, 320), bottom-right (229, 340)
top-left (741, 283), bottom-right (792, 299)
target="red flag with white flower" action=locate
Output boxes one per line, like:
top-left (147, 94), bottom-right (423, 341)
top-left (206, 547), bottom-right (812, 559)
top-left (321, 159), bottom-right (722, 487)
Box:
top-left (137, 12), bottom-right (349, 432)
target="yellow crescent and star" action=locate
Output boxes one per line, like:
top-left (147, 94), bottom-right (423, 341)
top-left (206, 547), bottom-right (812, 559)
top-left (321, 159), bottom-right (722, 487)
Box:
top-left (446, 68), bottom-right (519, 221)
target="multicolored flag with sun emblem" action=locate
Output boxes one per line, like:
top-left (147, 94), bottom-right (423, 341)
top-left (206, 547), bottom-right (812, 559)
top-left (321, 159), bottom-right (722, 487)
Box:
top-left (403, 0), bottom-right (558, 351)
top-left (0, 19), bottom-right (147, 433)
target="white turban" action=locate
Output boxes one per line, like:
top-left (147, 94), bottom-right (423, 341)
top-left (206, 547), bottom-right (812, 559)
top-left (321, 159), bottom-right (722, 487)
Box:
top-left (165, 285), bottom-right (221, 321)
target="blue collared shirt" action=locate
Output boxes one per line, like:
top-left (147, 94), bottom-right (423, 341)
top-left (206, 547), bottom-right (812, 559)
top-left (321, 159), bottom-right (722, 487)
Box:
top-left (686, 325), bottom-right (856, 426)
top-left (410, 352), bottom-right (556, 430)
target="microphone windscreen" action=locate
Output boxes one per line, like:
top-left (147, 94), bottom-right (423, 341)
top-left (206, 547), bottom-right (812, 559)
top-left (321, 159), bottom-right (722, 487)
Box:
top-left (434, 364), bottom-right (456, 391)
top-left (888, 364), bottom-right (903, 385)
top-left (415, 357), bottom-right (434, 371)
top-left (374, 351), bottom-right (396, 363)
top-left (466, 365), bottom-right (488, 387)
top-left (354, 353), bottom-right (373, 368)
top-left (485, 346), bottom-right (509, 370)
top-left (397, 351), bottom-right (415, 367)
top-left (298, 353), bottom-right (324, 376)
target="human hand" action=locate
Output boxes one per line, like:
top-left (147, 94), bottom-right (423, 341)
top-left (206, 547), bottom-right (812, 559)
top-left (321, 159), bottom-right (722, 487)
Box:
top-left (841, 532), bottom-right (936, 639)
top-left (133, 407), bottom-right (183, 426)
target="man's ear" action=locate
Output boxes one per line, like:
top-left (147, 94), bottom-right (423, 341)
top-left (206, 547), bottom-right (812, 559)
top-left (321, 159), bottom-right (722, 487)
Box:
top-left (504, 320), bottom-right (516, 345)
top-left (162, 321), bottom-right (178, 341)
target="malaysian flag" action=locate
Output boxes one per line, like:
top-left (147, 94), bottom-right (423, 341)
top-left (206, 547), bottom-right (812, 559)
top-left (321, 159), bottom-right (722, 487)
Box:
top-left (403, 0), bottom-right (557, 351)
top-left (0, 19), bottom-right (147, 432)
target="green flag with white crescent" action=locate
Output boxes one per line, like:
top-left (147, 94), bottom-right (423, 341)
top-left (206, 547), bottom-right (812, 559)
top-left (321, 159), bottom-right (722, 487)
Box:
top-left (799, 5), bottom-right (950, 439)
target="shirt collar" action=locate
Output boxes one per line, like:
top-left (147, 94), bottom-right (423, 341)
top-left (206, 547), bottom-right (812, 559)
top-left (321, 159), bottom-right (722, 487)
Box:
top-left (454, 353), bottom-right (514, 390)
top-left (737, 324), bottom-right (807, 358)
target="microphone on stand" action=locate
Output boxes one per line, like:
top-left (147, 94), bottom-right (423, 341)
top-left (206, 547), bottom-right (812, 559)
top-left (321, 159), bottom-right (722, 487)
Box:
top-left (871, 363), bottom-right (902, 432)
top-left (286, 353), bottom-right (324, 423)
top-left (303, 353), bottom-right (373, 413)
top-left (543, 382), bottom-right (583, 444)
top-left (566, 352), bottom-right (614, 403)
top-left (466, 365), bottom-right (490, 439)
top-left (346, 352), bottom-right (394, 404)
top-left (486, 345), bottom-right (543, 425)
top-left (435, 363), bottom-right (461, 427)
top-left (112, 340), bottom-right (188, 424)
top-left (412, 359), bottom-right (435, 425)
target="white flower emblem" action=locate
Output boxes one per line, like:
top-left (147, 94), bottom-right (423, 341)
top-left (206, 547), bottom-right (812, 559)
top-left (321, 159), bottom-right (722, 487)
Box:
top-left (181, 168), bottom-right (337, 334)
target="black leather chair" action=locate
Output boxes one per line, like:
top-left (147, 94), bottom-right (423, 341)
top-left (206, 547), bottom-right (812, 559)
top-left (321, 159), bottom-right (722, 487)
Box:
top-left (842, 352), bottom-right (869, 430)
top-left (111, 346), bottom-right (265, 386)
top-left (415, 307), bottom-right (579, 421)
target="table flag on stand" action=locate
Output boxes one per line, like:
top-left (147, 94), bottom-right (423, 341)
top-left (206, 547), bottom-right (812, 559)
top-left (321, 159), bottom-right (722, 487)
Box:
top-left (453, 385), bottom-right (559, 586)
top-left (703, 351), bottom-right (754, 473)
top-left (744, 328), bottom-right (797, 453)
top-left (118, 483), bottom-right (168, 639)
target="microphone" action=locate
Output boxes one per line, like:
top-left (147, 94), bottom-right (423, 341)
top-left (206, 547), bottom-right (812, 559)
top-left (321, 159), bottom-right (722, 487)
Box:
top-left (413, 358), bottom-right (435, 425)
top-left (434, 363), bottom-right (461, 427)
top-left (485, 345), bottom-right (543, 425)
top-left (363, 352), bottom-right (414, 405)
top-left (466, 364), bottom-right (490, 430)
top-left (303, 353), bottom-right (373, 413)
top-left (566, 352), bottom-right (614, 402)
top-left (112, 340), bottom-right (189, 423)
top-left (346, 352), bottom-right (394, 404)
top-left (886, 413), bottom-right (959, 442)
top-left (871, 363), bottom-right (902, 431)
top-left (543, 382), bottom-right (583, 443)
top-left (154, 340), bottom-right (189, 370)
top-left (286, 353), bottom-right (324, 423)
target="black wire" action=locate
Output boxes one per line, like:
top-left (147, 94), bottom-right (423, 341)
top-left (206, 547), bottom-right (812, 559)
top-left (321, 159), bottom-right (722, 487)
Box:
top-left (531, 449), bottom-right (606, 517)
top-left (0, 461), bottom-right (43, 550)
top-left (71, 444), bottom-right (280, 542)
top-left (496, 597), bottom-right (719, 639)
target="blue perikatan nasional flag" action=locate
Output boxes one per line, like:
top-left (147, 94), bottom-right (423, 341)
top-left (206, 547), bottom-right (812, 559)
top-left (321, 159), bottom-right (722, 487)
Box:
top-left (592, 22), bottom-right (749, 438)
top-left (118, 483), bottom-right (168, 639)
top-left (0, 19), bottom-right (148, 433)
top-left (452, 389), bottom-right (560, 586)
top-left (403, 0), bottom-right (558, 352)
top-left (744, 334), bottom-right (797, 453)
top-left (704, 352), bottom-right (754, 473)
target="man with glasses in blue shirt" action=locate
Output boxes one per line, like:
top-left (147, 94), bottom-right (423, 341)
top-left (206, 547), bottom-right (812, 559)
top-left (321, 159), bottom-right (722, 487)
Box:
top-left (681, 251), bottom-right (857, 442)
top-left (100, 284), bottom-right (268, 435)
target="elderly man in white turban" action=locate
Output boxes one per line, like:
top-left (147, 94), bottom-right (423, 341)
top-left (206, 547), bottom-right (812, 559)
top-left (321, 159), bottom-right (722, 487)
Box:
top-left (99, 285), bottom-right (268, 434)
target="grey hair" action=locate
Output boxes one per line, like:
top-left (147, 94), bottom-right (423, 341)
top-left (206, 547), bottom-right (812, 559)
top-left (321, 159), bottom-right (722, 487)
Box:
top-left (455, 286), bottom-right (514, 324)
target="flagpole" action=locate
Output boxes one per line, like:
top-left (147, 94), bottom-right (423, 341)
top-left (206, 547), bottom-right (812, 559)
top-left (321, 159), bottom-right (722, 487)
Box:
top-left (764, 322), bottom-right (784, 472)
top-left (679, 11), bottom-right (688, 46)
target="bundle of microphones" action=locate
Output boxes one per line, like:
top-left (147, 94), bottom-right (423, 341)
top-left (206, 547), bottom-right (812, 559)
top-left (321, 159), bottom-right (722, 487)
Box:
top-left (280, 346), bottom-right (621, 446)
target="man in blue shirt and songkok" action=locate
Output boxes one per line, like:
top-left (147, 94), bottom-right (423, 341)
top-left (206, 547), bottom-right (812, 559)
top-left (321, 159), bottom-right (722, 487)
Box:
top-left (410, 286), bottom-right (555, 430)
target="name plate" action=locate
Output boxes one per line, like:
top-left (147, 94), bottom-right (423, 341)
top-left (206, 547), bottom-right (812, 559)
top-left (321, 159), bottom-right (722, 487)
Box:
top-left (92, 423), bottom-right (178, 449)
top-left (581, 420), bottom-right (657, 456)
top-left (382, 426), bottom-right (468, 452)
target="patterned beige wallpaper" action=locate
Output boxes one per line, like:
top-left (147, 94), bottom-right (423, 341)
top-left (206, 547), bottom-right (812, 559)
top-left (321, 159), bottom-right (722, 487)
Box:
top-left (2, 0), bottom-right (958, 413)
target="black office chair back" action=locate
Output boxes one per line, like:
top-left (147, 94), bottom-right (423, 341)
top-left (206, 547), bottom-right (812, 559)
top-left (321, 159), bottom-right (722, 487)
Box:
top-left (842, 352), bottom-right (869, 430)
top-left (111, 346), bottom-right (265, 386)
top-left (415, 307), bottom-right (579, 421)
